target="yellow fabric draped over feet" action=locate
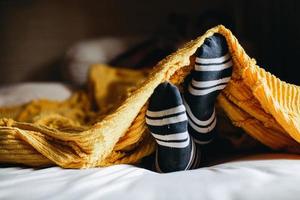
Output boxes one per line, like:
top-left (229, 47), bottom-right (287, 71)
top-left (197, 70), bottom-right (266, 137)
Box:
top-left (0, 25), bottom-right (299, 168)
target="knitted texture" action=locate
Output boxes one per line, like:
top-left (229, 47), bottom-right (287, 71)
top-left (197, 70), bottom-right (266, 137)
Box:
top-left (0, 25), bottom-right (299, 168)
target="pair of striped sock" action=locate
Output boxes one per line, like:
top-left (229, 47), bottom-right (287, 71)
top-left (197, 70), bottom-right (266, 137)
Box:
top-left (146, 34), bottom-right (233, 173)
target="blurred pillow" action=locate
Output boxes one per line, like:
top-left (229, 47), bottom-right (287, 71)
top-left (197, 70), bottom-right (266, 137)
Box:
top-left (63, 37), bottom-right (144, 86)
top-left (0, 82), bottom-right (73, 107)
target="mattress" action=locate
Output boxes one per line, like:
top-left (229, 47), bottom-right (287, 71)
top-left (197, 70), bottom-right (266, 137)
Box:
top-left (1, 156), bottom-right (300, 200)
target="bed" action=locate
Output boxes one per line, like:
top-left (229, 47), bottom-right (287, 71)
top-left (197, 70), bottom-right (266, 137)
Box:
top-left (1, 26), bottom-right (300, 199)
top-left (0, 83), bottom-right (299, 200)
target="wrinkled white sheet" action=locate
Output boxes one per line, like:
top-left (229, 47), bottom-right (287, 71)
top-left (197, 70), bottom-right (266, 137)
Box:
top-left (1, 158), bottom-right (300, 200)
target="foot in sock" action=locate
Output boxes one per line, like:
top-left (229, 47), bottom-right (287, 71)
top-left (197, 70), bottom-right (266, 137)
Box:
top-left (146, 82), bottom-right (200, 173)
top-left (184, 33), bottom-right (233, 144)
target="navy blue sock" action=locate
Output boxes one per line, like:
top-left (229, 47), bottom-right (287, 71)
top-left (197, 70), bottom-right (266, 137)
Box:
top-left (146, 82), bottom-right (200, 172)
top-left (184, 33), bottom-right (233, 144)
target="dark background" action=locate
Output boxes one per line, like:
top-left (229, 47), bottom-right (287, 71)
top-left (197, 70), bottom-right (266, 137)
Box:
top-left (0, 0), bottom-right (299, 85)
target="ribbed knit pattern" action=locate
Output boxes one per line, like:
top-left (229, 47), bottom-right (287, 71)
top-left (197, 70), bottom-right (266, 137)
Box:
top-left (0, 25), bottom-right (299, 168)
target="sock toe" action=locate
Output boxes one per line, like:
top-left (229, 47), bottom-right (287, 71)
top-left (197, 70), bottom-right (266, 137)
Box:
top-left (197, 33), bottom-right (228, 58)
top-left (148, 82), bottom-right (183, 111)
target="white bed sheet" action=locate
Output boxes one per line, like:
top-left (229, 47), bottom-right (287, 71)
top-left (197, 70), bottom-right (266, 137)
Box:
top-left (1, 158), bottom-right (300, 200)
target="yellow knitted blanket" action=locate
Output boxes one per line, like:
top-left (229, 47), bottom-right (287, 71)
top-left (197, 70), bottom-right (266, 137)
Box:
top-left (0, 25), bottom-right (299, 168)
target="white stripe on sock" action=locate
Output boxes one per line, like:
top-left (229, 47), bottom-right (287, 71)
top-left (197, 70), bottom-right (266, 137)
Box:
top-left (191, 149), bottom-right (201, 168)
top-left (188, 84), bottom-right (227, 96)
top-left (195, 53), bottom-right (231, 64)
top-left (184, 101), bottom-right (215, 126)
top-left (146, 105), bottom-right (185, 118)
top-left (156, 136), bottom-right (190, 148)
top-left (195, 59), bottom-right (232, 71)
top-left (185, 139), bottom-right (196, 170)
top-left (194, 138), bottom-right (214, 145)
top-left (188, 117), bottom-right (217, 133)
top-left (151, 131), bottom-right (188, 141)
top-left (146, 113), bottom-right (187, 126)
top-left (191, 77), bottom-right (231, 88)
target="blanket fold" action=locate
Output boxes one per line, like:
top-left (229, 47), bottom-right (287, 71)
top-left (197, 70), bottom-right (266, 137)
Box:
top-left (0, 25), bottom-right (299, 168)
